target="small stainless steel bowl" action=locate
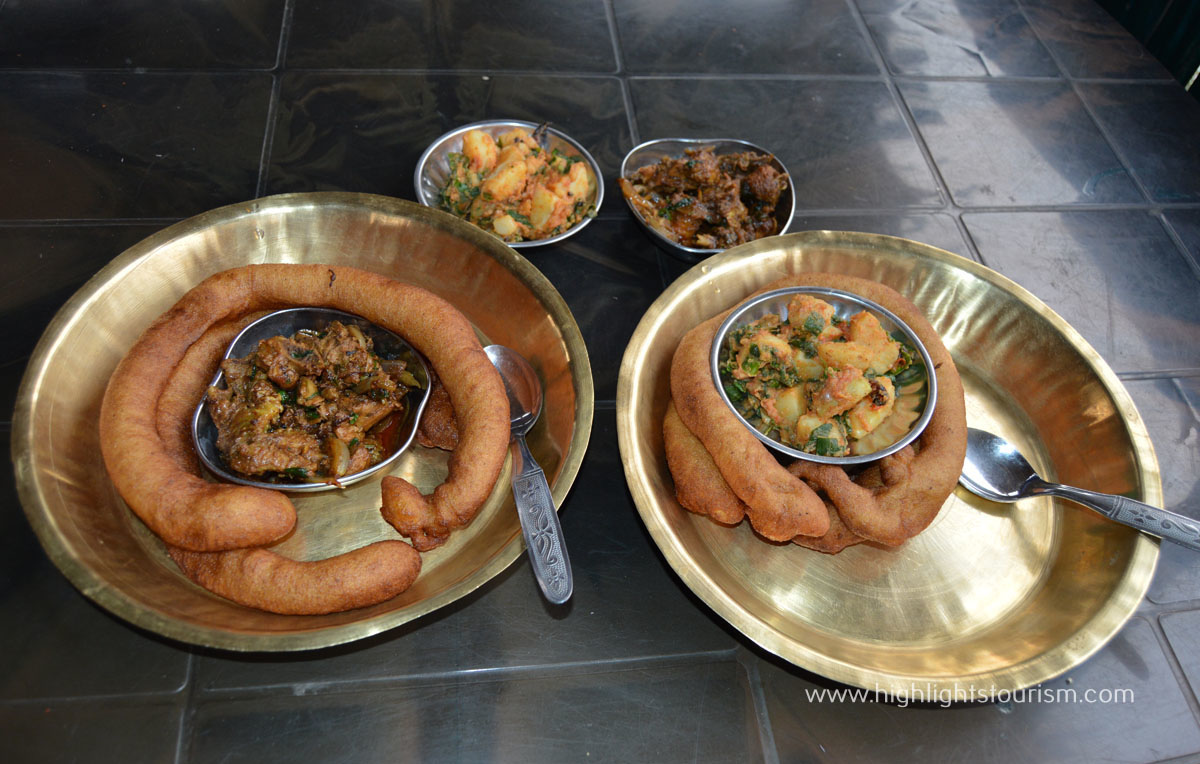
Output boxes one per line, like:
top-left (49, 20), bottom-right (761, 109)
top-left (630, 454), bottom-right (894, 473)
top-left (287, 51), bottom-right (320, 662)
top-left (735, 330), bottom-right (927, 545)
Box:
top-left (192, 307), bottom-right (433, 492)
top-left (619, 137), bottom-right (794, 263)
top-left (710, 286), bottom-right (937, 465)
top-left (413, 119), bottom-right (604, 248)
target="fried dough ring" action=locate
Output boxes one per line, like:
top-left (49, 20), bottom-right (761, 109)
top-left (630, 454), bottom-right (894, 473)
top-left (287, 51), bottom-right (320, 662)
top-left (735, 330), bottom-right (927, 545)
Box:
top-left (155, 316), bottom-right (420, 615)
top-left (670, 309), bottom-right (830, 541)
top-left (663, 401), bottom-right (746, 525)
top-left (100, 263), bottom-right (509, 552)
top-left (667, 272), bottom-right (967, 549)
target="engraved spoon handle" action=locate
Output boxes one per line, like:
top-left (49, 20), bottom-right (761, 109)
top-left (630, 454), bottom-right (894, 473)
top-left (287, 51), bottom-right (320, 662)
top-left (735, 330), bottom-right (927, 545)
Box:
top-left (1028, 479), bottom-right (1200, 551)
top-left (510, 435), bottom-right (573, 604)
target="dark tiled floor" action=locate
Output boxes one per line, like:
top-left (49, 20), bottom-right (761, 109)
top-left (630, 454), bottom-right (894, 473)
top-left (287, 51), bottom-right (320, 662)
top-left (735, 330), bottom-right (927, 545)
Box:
top-left (3, 1), bottom-right (1200, 762)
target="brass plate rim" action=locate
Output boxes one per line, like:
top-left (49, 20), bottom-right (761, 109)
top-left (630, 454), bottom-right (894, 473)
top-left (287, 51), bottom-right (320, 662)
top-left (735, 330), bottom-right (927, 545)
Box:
top-left (13, 191), bottom-right (595, 652)
top-left (616, 229), bottom-right (1159, 698)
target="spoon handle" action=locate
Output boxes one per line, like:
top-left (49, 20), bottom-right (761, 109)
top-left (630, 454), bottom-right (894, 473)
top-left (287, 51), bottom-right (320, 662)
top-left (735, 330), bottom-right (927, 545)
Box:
top-left (510, 435), bottom-right (573, 604)
top-left (1040, 482), bottom-right (1200, 551)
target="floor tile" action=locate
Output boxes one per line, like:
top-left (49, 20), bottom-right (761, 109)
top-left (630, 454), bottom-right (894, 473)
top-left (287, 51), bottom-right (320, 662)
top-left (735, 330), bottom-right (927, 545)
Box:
top-left (190, 660), bottom-right (761, 764)
top-left (267, 73), bottom-right (630, 198)
top-left (1079, 82), bottom-right (1200, 203)
top-left (629, 78), bottom-right (942, 210)
top-left (1021, 0), bottom-right (1174, 80)
top-left (194, 412), bottom-right (737, 690)
top-left (787, 212), bottom-right (972, 258)
top-left (900, 79), bottom-right (1142, 206)
top-left (614, 0), bottom-right (877, 75)
top-left (0, 224), bottom-right (165, 358)
top-left (759, 617), bottom-right (1200, 763)
top-left (963, 210), bottom-right (1200, 373)
top-left (1161, 611), bottom-right (1200, 700)
top-left (0, 0), bottom-right (284, 69)
top-left (1141, 376), bottom-right (1200, 604)
top-left (288, 0), bottom-right (616, 72)
top-left (861, 0), bottom-right (1058, 77)
top-left (1165, 209), bottom-right (1200, 268)
top-left (0, 697), bottom-right (184, 764)
top-left (521, 218), bottom-right (664, 403)
top-left (0, 72), bottom-right (272, 221)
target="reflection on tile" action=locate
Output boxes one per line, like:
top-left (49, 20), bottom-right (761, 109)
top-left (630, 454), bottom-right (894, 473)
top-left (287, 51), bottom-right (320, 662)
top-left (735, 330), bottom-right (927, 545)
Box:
top-left (787, 213), bottom-right (972, 259)
top-left (191, 661), bottom-right (760, 763)
top-left (0, 697), bottom-right (184, 763)
top-left (901, 80), bottom-right (1141, 206)
top-left (195, 413), bottom-right (737, 690)
top-left (761, 618), bottom-right (1200, 763)
top-left (1141, 377), bottom-right (1200, 604)
top-left (0, 224), bottom-right (163, 356)
top-left (861, 0), bottom-right (1058, 77)
top-left (268, 73), bottom-right (630, 197)
top-left (522, 218), bottom-right (664, 402)
top-left (0, 440), bottom-right (190, 700)
top-left (0, 73), bottom-right (271, 220)
top-left (1022, 0), bottom-right (1172, 79)
top-left (288, 0), bottom-right (615, 72)
top-left (963, 210), bottom-right (1200, 373)
top-left (0, 0), bottom-right (284, 69)
top-left (630, 78), bottom-right (941, 210)
top-left (614, 0), bottom-right (876, 75)
top-left (1079, 82), bottom-right (1200, 203)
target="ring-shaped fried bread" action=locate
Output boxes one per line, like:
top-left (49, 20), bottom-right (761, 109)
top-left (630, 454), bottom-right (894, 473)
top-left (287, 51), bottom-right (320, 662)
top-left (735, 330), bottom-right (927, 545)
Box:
top-left (155, 315), bottom-right (421, 615)
top-left (100, 263), bottom-right (509, 553)
top-left (670, 310), bottom-right (830, 540)
top-left (665, 272), bottom-right (967, 550)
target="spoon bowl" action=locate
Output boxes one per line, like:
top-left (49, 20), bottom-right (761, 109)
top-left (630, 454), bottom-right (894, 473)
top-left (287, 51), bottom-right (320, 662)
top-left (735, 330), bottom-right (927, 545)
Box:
top-left (485, 345), bottom-right (574, 604)
top-left (960, 427), bottom-right (1200, 551)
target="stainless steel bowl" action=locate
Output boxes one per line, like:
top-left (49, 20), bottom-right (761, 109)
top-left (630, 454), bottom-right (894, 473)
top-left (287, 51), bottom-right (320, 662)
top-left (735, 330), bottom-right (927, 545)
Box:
top-left (192, 307), bottom-right (432, 492)
top-left (619, 137), bottom-right (795, 262)
top-left (413, 119), bottom-right (604, 248)
top-left (710, 286), bottom-right (936, 465)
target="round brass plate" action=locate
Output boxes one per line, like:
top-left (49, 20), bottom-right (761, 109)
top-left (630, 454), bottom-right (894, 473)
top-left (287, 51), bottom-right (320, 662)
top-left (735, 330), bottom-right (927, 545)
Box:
top-left (617, 231), bottom-right (1159, 699)
top-left (13, 192), bottom-right (594, 651)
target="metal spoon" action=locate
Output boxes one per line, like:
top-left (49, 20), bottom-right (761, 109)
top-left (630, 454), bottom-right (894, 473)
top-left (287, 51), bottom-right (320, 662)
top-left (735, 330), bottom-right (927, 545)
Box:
top-left (960, 427), bottom-right (1200, 551)
top-left (484, 345), bottom-right (573, 604)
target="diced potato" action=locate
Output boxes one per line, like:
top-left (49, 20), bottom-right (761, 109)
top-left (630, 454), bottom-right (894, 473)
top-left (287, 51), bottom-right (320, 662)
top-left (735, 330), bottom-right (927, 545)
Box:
top-left (846, 377), bottom-right (896, 439)
top-left (846, 312), bottom-right (900, 375)
top-left (529, 186), bottom-right (558, 229)
top-left (817, 340), bottom-right (873, 372)
top-left (773, 387), bottom-right (805, 427)
top-left (496, 143), bottom-right (525, 167)
top-left (492, 214), bottom-right (518, 237)
top-left (495, 128), bottom-right (532, 148)
top-left (754, 331), bottom-right (792, 362)
top-left (787, 295), bottom-right (841, 340)
top-left (792, 351), bottom-right (824, 381)
top-left (461, 130), bottom-right (498, 173)
top-left (481, 158), bottom-right (527, 200)
top-left (567, 161), bottom-right (590, 198)
top-left (810, 367), bottom-right (871, 419)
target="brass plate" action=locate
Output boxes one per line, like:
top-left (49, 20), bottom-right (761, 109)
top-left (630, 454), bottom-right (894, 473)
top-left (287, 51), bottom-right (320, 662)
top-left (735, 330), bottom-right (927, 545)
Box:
top-left (13, 193), bottom-right (594, 651)
top-left (617, 231), bottom-right (1159, 699)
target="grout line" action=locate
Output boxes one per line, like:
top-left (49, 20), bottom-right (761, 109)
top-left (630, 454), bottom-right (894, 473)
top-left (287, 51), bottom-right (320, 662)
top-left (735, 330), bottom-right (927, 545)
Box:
top-left (188, 649), bottom-right (740, 700)
top-left (255, 0), bottom-right (295, 197)
top-left (738, 648), bottom-right (782, 764)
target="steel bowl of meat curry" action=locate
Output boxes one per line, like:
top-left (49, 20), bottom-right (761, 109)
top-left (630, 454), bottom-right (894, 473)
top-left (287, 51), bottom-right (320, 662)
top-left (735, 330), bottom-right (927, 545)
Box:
top-left (619, 138), bottom-right (794, 262)
top-left (710, 287), bottom-right (936, 465)
top-left (192, 308), bottom-right (432, 491)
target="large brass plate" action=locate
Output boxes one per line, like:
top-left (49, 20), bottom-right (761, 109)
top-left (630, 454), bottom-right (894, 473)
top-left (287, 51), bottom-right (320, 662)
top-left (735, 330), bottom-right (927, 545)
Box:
top-left (617, 231), bottom-right (1159, 698)
top-left (13, 192), bottom-right (593, 651)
